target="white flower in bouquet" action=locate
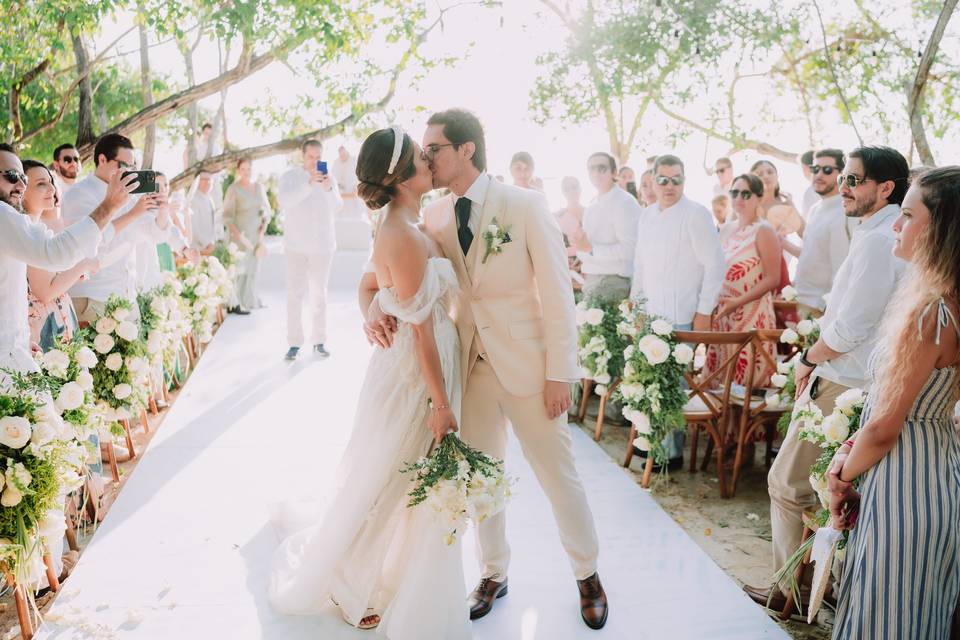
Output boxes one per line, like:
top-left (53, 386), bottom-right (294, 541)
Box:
top-left (620, 383), bottom-right (645, 402)
top-left (651, 319), bottom-right (673, 336)
top-left (0, 417), bottom-right (32, 449)
top-left (150, 296), bottom-right (167, 317)
top-left (623, 344), bottom-right (635, 360)
top-left (38, 509), bottom-right (67, 543)
top-left (105, 353), bottom-right (123, 371)
top-left (112, 306), bottom-right (131, 322)
top-left (146, 330), bottom-right (164, 355)
top-left (6, 462), bottom-right (32, 490)
top-left (0, 486), bottom-right (22, 507)
top-left (820, 410), bottom-right (850, 444)
top-left (584, 308), bottom-right (604, 326)
top-left (771, 373), bottom-right (789, 388)
top-left (94, 333), bottom-right (115, 354)
top-left (125, 356), bottom-right (147, 374)
top-left (835, 388), bottom-right (865, 417)
top-left (618, 321), bottom-right (638, 337)
top-left (116, 320), bottom-right (139, 342)
top-left (765, 392), bottom-right (781, 408)
top-left (76, 345), bottom-right (98, 368)
top-left (780, 328), bottom-right (799, 345)
top-left (41, 349), bottom-right (71, 378)
top-left (632, 435), bottom-right (651, 451)
top-left (594, 373), bottom-right (611, 385)
top-left (185, 275), bottom-right (199, 287)
top-left (76, 369), bottom-right (94, 392)
top-left (112, 383), bottom-right (133, 401)
top-left (637, 334), bottom-right (670, 365)
top-left (776, 360), bottom-right (793, 375)
top-left (467, 492), bottom-right (497, 523)
top-left (672, 343), bottom-right (694, 365)
top-left (618, 300), bottom-right (632, 316)
top-left (96, 316), bottom-right (118, 335)
top-left (795, 404), bottom-right (824, 435)
top-left (56, 381), bottom-right (86, 412)
top-left (627, 410), bottom-right (652, 434)
top-left (594, 384), bottom-right (608, 397)
top-left (810, 473), bottom-right (831, 509)
top-left (781, 285), bottom-right (798, 302)
top-left (796, 319), bottom-right (816, 337)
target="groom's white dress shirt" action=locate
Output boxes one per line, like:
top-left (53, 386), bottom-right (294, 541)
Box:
top-left (816, 204), bottom-right (905, 389)
top-left (578, 185), bottom-right (641, 278)
top-left (793, 194), bottom-right (853, 311)
top-left (453, 172), bottom-right (490, 236)
top-left (629, 196), bottom-right (725, 325)
top-left (0, 201), bottom-right (102, 370)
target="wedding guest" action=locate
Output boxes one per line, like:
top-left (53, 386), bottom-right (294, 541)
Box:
top-left (21, 161), bottom-right (97, 350)
top-left (711, 193), bottom-right (731, 228)
top-left (638, 168), bottom-right (657, 206)
top-left (630, 154), bottom-right (725, 467)
top-left (579, 152), bottom-right (640, 302)
top-left (277, 139), bottom-right (342, 360)
top-left (751, 159), bottom-right (801, 294)
top-left (62, 133), bottom-right (166, 324)
top-left (190, 170), bottom-right (219, 254)
top-left (331, 145), bottom-right (366, 219)
top-left (182, 122), bottom-right (221, 168)
top-left (745, 146), bottom-right (909, 613)
top-left (798, 150), bottom-right (819, 220)
top-left (617, 165), bottom-right (638, 200)
top-left (51, 143), bottom-right (81, 196)
top-left (223, 157), bottom-right (272, 314)
top-left (135, 172), bottom-right (185, 292)
top-left (704, 174), bottom-right (778, 386)
top-left (554, 176), bottom-right (588, 261)
top-left (712, 156), bottom-right (734, 196)
top-left (509, 151), bottom-right (542, 191)
top-left (793, 149), bottom-right (852, 316)
top-left (827, 166), bottom-right (960, 639)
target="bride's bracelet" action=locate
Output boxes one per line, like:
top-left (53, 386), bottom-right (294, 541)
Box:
top-left (430, 403), bottom-right (450, 411)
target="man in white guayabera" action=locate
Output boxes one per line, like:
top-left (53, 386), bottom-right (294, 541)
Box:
top-left (277, 139), bottom-right (342, 361)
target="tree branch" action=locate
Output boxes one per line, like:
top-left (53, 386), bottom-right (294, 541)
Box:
top-left (907, 0), bottom-right (957, 166)
top-left (811, 0), bottom-right (862, 145)
top-left (9, 58), bottom-right (51, 142)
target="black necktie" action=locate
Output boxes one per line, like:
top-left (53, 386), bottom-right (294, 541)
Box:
top-left (455, 197), bottom-right (473, 255)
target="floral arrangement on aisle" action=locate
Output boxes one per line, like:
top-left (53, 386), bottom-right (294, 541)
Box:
top-left (211, 240), bottom-right (242, 272)
top-left (35, 338), bottom-right (100, 445)
top-left (176, 262), bottom-right (219, 344)
top-left (615, 302), bottom-right (692, 467)
top-left (201, 255), bottom-right (233, 310)
top-left (84, 296), bottom-right (150, 435)
top-left (770, 317), bottom-right (821, 433)
top-left (576, 297), bottom-right (630, 396)
top-left (138, 276), bottom-right (191, 375)
top-left (401, 434), bottom-right (513, 545)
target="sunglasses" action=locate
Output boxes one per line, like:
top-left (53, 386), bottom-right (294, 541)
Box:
top-left (60, 155), bottom-right (80, 164)
top-left (728, 189), bottom-right (754, 200)
top-left (837, 173), bottom-right (872, 189)
top-left (588, 164), bottom-right (611, 174)
top-left (0, 169), bottom-right (28, 186)
top-left (655, 175), bottom-right (684, 186)
top-left (810, 165), bottom-right (837, 175)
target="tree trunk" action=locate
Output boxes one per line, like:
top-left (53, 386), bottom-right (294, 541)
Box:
top-left (177, 33), bottom-right (200, 168)
top-left (71, 29), bottom-right (96, 148)
top-left (9, 58), bottom-right (51, 143)
top-left (138, 14), bottom-right (156, 169)
top-left (908, 0), bottom-right (957, 167)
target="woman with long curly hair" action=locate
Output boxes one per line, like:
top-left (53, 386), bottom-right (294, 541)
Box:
top-left (828, 166), bottom-right (960, 639)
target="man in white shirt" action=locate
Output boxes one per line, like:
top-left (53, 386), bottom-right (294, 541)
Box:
top-left (711, 156), bottom-right (734, 196)
top-left (62, 133), bottom-right (168, 324)
top-left (277, 139), bottom-right (342, 360)
top-left (190, 170), bottom-right (220, 253)
top-left (578, 151), bottom-right (641, 302)
top-left (51, 143), bottom-right (82, 196)
top-left (746, 145), bottom-right (909, 612)
top-left (798, 149), bottom-right (820, 220)
top-left (331, 145), bottom-right (365, 220)
top-left (630, 154), bottom-right (725, 466)
top-left (792, 148), bottom-right (854, 316)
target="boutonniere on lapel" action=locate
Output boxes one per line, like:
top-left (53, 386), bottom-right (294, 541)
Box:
top-left (481, 217), bottom-right (512, 264)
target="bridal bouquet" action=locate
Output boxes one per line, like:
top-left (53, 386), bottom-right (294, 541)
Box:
top-left (575, 297), bottom-right (629, 396)
top-left (401, 434), bottom-right (514, 545)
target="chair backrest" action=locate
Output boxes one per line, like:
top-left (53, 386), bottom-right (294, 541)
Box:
top-left (675, 330), bottom-right (754, 421)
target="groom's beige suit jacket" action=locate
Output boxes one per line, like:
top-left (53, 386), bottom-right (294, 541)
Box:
top-left (424, 177), bottom-right (581, 398)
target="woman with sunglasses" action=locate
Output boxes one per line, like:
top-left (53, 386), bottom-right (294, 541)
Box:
top-left (703, 173), bottom-right (778, 387)
top-left (751, 160), bottom-right (804, 294)
top-left (21, 160), bottom-right (99, 351)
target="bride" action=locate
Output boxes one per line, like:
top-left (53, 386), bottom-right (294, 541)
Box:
top-left (268, 126), bottom-right (471, 639)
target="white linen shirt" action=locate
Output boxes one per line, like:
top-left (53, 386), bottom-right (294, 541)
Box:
top-left (277, 167), bottom-right (343, 255)
top-left (800, 183), bottom-right (820, 220)
top-left (62, 174), bottom-right (164, 303)
top-left (0, 201), bottom-right (101, 371)
top-left (629, 196), bottom-right (725, 325)
top-left (817, 204), bottom-right (906, 389)
top-left (578, 186), bottom-right (641, 278)
top-left (793, 195), bottom-right (854, 311)
top-left (190, 191), bottom-right (219, 250)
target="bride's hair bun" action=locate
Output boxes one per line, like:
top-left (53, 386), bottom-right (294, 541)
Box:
top-left (355, 128), bottom-right (416, 210)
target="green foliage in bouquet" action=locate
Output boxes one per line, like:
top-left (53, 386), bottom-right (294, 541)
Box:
top-left (772, 317), bottom-right (822, 434)
top-left (401, 434), bottom-right (504, 508)
top-left (576, 296), bottom-right (630, 392)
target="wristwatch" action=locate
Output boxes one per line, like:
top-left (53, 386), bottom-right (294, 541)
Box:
top-left (800, 349), bottom-right (816, 368)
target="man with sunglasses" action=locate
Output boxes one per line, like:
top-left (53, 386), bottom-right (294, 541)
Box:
top-left (711, 156), bottom-right (734, 196)
top-left (792, 149), bottom-right (853, 316)
top-left (630, 154), bottom-right (725, 467)
top-left (52, 143), bottom-right (82, 195)
top-left (798, 149), bottom-right (820, 220)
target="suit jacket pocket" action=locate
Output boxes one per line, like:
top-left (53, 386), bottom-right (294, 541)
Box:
top-left (508, 319), bottom-right (544, 340)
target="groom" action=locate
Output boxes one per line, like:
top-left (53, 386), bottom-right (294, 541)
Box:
top-left (422, 109), bottom-right (606, 629)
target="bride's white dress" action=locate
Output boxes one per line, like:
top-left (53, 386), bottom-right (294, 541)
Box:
top-left (268, 257), bottom-right (471, 640)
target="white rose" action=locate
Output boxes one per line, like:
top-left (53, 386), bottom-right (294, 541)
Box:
top-left (185, 275), bottom-right (198, 287)
top-left (112, 383), bottom-right (132, 401)
top-left (487, 224), bottom-right (499, 235)
top-left (781, 285), bottom-right (798, 301)
top-left (56, 382), bottom-right (86, 412)
top-left (105, 353), bottom-right (123, 371)
top-left (76, 369), bottom-right (94, 392)
top-left (112, 306), bottom-right (130, 322)
top-left (651, 319), bottom-right (673, 336)
top-left (796, 319), bottom-right (815, 337)
top-left (96, 317), bottom-right (118, 335)
top-left (820, 410), bottom-right (850, 444)
top-left (6, 463), bottom-right (31, 489)
top-left (584, 308), bottom-right (604, 326)
top-left (780, 328), bottom-right (799, 345)
top-left (147, 332), bottom-right (164, 355)
top-left (765, 392), bottom-right (781, 408)
top-left (76, 346), bottom-right (98, 368)
top-left (771, 373), bottom-right (789, 388)
top-left (624, 345), bottom-right (635, 360)
top-left (41, 349), bottom-right (71, 378)
top-left (638, 334), bottom-right (671, 365)
top-left (1, 486), bottom-right (22, 507)
top-left (125, 356), bottom-right (146, 373)
top-left (93, 333), bottom-right (115, 354)
top-left (672, 343), bottom-right (694, 365)
top-left (116, 321), bottom-right (139, 342)
top-left (632, 435), bottom-right (651, 451)
top-left (38, 509), bottom-right (67, 542)
top-left (777, 360), bottom-right (793, 375)
top-left (835, 388), bottom-right (865, 417)
top-left (632, 411), bottom-right (652, 434)
top-left (0, 417), bottom-right (32, 449)
top-left (30, 420), bottom-right (57, 446)
top-left (594, 373), bottom-right (611, 385)
top-left (595, 384), bottom-right (608, 397)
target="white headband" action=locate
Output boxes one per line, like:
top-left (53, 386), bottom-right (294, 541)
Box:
top-left (386, 125), bottom-right (405, 175)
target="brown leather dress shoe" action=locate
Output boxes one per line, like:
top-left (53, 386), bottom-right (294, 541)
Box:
top-left (743, 584), bottom-right (810, 616)
top-left (577, 573), bottom-right (608, 629)
top-left (467, 576), bottom-right (508, 620)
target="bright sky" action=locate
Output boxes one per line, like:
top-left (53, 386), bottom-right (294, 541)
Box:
top-left (94, 1), bottom-right (952, 209)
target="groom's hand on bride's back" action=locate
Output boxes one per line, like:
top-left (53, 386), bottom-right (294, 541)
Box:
top-left (363, 302), bottom-right (398, 348)
top-left (543, 380), bottom-right (573, 420)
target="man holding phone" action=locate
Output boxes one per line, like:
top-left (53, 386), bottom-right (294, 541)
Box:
top-left (62, 133), bottom-right (170, 324)
top-left (277, 138), bottom-right (343, 360)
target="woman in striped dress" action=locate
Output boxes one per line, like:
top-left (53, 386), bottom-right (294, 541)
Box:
top-left (828, 166), bottom-right (960, 639)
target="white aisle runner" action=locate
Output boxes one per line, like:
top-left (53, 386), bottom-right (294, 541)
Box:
top-left (39, 251), bottom-right (787, 640)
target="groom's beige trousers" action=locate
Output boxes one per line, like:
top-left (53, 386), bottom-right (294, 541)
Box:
top-left (460, 356), bottom-right (599, 582)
